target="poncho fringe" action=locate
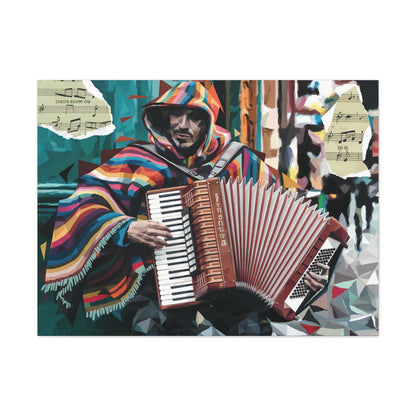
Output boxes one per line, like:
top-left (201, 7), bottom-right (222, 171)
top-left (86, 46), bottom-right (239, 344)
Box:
top-left (85, 263), bottom-right (154, 321)
top-left (42, 218), bottom-right (135, 311)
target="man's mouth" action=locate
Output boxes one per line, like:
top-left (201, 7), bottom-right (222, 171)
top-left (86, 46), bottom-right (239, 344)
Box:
top-left (174, 133), bottom-right (192, 143)
top-left (175, 132), bottom-right (191, 138)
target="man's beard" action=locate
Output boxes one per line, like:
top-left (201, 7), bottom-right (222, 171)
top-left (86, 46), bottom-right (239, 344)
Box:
top-left (170, 130), bottom-right (206, 157)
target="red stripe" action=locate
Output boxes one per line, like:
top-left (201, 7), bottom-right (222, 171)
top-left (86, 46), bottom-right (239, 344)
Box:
top-left (132, 259), bottom-right (144, 270)
top-left (84, 294), bottom-right (109, 304)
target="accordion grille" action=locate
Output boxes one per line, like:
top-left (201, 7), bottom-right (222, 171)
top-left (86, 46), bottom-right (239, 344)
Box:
top-left (220, 178), bottom-right (329, 305)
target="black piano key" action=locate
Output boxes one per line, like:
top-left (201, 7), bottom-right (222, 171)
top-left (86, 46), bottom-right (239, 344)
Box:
top-left (166, 268), bottom-right (189, 275)
top-left (160, 284), bottom-right (194, 295)
top-left (171, 293), bottom-right (195, 301)
top-left (171, 283), bottom-right (193, 290)
top-left (151, 207), bottom-right (183, 216)
top-left (148, 190), bottom-right (180, 199)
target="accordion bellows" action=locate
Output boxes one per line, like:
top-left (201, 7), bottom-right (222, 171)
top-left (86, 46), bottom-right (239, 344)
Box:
top-left (146, 178), bottom-right (349, 320)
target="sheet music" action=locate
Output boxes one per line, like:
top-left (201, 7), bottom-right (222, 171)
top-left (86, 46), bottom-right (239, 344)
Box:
top-left (37, 80), bottom-right (115, 139)
top-left (323, 86), bottom-right (371, 177)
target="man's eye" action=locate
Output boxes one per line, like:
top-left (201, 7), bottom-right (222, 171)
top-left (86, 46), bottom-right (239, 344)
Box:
top-left (188, 113), bottom-right (202, 121)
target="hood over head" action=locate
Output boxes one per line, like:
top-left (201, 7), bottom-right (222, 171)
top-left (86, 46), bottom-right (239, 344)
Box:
top-left (142, 81), bottom-right (231, 167)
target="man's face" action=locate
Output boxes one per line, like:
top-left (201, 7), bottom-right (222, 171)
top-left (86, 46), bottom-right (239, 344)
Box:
top-left (167, 108), bottom-right (208, 153)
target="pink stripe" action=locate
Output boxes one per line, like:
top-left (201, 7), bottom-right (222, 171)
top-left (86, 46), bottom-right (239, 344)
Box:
top-left (58, 201), bottom-right (80, 213)
top-left (242, 150), bottom-right (249, 178)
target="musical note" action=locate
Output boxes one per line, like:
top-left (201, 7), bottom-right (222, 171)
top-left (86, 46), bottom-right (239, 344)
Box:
top-left (340, 130), bottom-right (355, 144)
top-left (56, 88), bottom-right (73, 97)
top-left (92, 104), bottom-right (98, 117)
top-left (336, 112), bottom-right (343, 123)
top-left (39, 104), bottom-right (45, 113)
top-left (67, 118), bottom-right (81, 133)
top-left (326, 130), bottom-right (334, 142)
top-left (328, 151), bottom-right (363, 162)
top-left (344, 150), bottom-right (351, 162)
top-left (74, 88), bottom-right (86, 99)
top-left (335, 150), bottom-right (352, 162)
top-left (52, 116), bottom-right (61, 128)
top-left (347, 91), bottom-right (359, 102)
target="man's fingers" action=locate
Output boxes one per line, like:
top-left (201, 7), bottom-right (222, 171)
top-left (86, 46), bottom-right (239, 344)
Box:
top-left (147, 221), bottom-right (173, 238)
top-left (141, 235), bottom-right (167, 248)
top-left (304, 278), bottom-right (316, 291)
top-left (147, 228), bottom-right (173, 239)
top-left (304, 272), bottom-right (325, 291)
top-left (148, 220), bottom-right (172, 231)
top-left (316, 262), bottom-right (330, 272)
top-left (316, 263), bottom-right (330, 281)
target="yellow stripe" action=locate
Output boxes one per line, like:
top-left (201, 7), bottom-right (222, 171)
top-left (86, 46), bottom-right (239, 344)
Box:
top-left (71, 189), bottom-right (124, 214)
top-left (52, 205), bottom-right (100, 241)
top-left (46, 218), bottom-right (124, 278)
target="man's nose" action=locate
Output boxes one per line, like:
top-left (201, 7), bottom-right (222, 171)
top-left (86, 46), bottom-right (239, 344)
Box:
top-left (177, 114), bottom-right (190, 128)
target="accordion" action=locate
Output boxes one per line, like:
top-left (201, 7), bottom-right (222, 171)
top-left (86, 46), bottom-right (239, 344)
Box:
top-left (146, 178), bottom-right (349, 320)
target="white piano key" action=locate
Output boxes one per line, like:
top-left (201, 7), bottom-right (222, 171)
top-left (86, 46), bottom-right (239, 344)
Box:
top-left (149, 206), bottom-right (183, 215)
top-left (155, 256), bottom-right (189, 265)
top-left (148, 190), bottom-right (180, 200)
top-left (158, 268), bottom-right (190, 278)
top-left (149, 199), bottom-right (182, 208)
top-left (156, 259), bottom-right (190, 269)
top-left (159, 284), bottom-right (194, 296)
top-left (161, 290), bottom-right (195, 302)
top-left (157, 218), bottom-right (183, 227)
top-left (149, 205), bottom-right (183, 213)
top-left (155, 250), bottom-right (187, 260)
top-left (155, 257), bottom-right (188, 265)
top-left (158, 276), bottom-right (193, 287)
top-left (155, 244), bottom-right (187, 255)
top-left (169, 231), bottom-right (185, 238)
top-left (158, 280), bottom-right (193, 291)
top-left (151, 212), bottom-right (182, 221)
top-left (164, 224), bottom-right (183, 232)
top-left (156, 262), bottom-right (189, 272)
top-left (166, 237), bottom-right (186, 246)
top-left (161, 296), bottom-right (196, 306)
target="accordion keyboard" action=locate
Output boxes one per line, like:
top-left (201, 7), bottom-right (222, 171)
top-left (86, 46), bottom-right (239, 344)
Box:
top-left (284, 237), bottom-right (340, 313)
top-left (147, 190), bottom-right (197, 307)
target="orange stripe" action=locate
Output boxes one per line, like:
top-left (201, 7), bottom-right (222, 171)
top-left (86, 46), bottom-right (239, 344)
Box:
top-left (108, 275), bottom-right (129, 298)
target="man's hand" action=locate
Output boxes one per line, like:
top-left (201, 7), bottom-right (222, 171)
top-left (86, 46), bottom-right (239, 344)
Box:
top-left (126, 220), bottom-right (173, 250)
top-left (303, 263), bottom-right (330, 292)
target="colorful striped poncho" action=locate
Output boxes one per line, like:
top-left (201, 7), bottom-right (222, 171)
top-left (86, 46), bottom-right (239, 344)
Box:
top-left (43, 81), bottom-right (278, 320)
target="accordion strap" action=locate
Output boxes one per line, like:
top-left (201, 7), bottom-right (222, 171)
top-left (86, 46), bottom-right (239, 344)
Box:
top-left (132, 141), bottom-right (245, 181)
top-left (207, 141), bottom-right (245, 178)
